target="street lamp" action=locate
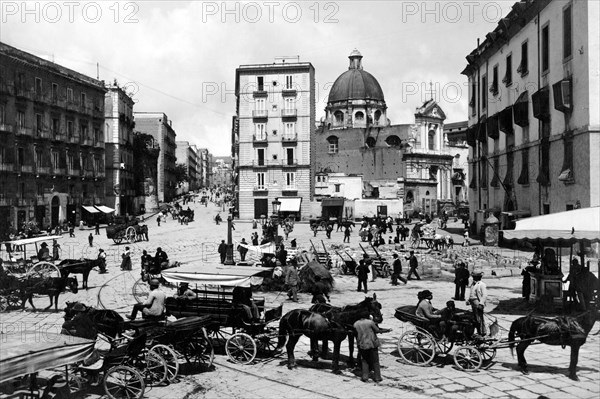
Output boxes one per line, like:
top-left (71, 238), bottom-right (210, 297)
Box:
top-left (271, 199), bottom-right (281, 244)
top-left (224, 207), bottom-right (235, 265)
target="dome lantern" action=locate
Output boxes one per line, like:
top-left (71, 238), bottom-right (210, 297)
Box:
top-left (348, 49), bottom-right (363, 70)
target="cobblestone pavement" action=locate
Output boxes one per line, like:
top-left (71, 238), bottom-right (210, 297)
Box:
top-left (1, 200), bottom-right (598, 399)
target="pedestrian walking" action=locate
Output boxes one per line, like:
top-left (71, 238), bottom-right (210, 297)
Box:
top-left (325, 224), bottom-right (333, 239)
top-left (79, 220), bottom-right (85, 230)
top-left (467, 271), bottom-right (487, 336)
top-left (463, 228), bottom-right (469, 246)
top-left (120, 246), bottom-right (132, 271)
top-left (395, 225), bottom-right (401, 241)
top-left (218, 240), bottom-right (227, 264)
top-left (97, 249), bottom-right (107, 273)
top-left (94, 222), bottom-right (100, 235)
top-left (251, 232), bottom-right (259, 246)
top-left (343, 226), bottom-right (351, 243)
top-left (353, 311), bottom-right (390, 383)
top-left (390, 253), bottom-right (406, 285)
top-left (237, 238), bottom-right (248, 262)
top-left (88, 233), bottom-right (94, 247)
top-left (157, 215), bottom-right (161, 227)
top-left (290, 238), bottom-right (297, 248)
top-left (453, 262), bottom-right (470, 300)
top-left (69, 224), bottom-right (75, 238)
top-left (356, 254), bottom-right (370, 293)
top-left (285, 262), bottom-right (299, 302)
top-left (252, 219), bottom-right (257, 229)
top-left (52, 239), bottom-right (61, 261)
top-left (406, 250), bottom-right (421, 280)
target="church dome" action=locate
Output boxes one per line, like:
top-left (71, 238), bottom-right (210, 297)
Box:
top-left (328, 50), bottom-right (385, 103)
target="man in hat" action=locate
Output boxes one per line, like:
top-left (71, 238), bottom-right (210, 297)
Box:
top-left (467, 271), bottom-right (487, 336)
top-left (154, 247), bottom-right (168, 271)
top-left (285, 261), bottom-right (299, 302)
top-left (174, 282), bottom-right (196, 300)
top-left (356, 254), bottom-right (371, 293)
top-left (237, 238), bottom-right (249, 262)
top-left (37, 242), bottom-right (50, 261)
top-left (406, 250), bottom-right (421, 280)
top-left (353, 310), bottom-right (390, 383)
top-left (391, 254), bottom-right (406, 285)
top-left (88, 233), bottom-right (94, 247)
top-left (97, 249), bottom-right (107, 273)
top-left (454, 262), bottom-right (470, 301)
top-left (127, 278), bottom-right (166, 320)
top-left (218, 240), bottom-right (227, 264)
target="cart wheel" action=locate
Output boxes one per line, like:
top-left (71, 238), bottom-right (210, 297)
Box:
top-left (27, 262), bottom-right (61, 279)
top-left (125, 227), bottom-right (136, 243)
top-left (454, 346), bottom-right (482, 371)
top-left (479, 346), bottom-right (497, 363)
top-left (226, 332), bottom-right (257, 365)
top-left (113, 237), bottom-right (123, 245)
top-left (382, 264), bottom-right (391, 278)
top-left (437, 337), bottom-right (454, 355)
top-left (104, 365), bottom-right (146, 399)
top-left (0, 297), bottom-right (7, 312)
top-left (144, 351), bottom-right (168, 386)
top-left (397, 328), bottom-right (436, 366)
top-left (150, 344), bottom-right (179, 382)
top-left (132, 278), bottom-right (149, 304)
top-left (182, 329), bottom-right (214, 372)
top-left (255, 327), bottom-right (280, 357)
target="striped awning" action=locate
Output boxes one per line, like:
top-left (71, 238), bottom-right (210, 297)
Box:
top-left (82, 206), bottom-right (99, 214)
top-left (94, 205), bottom-right (115, 214)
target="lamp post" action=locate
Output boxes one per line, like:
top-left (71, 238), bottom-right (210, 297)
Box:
top-left (271, 199), bottom-right (281, 244)
top-left (224, 207), bottom-right (235, 265)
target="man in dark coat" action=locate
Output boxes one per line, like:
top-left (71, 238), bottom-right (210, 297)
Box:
top-left (154, 247), bottom-right (168, 270)
top-left (454, 262), bottom-right (470, 300)
top-left (311, 276), bottom-right (330, 304)
top-left (356, 254), bottom-right (370, 293)
top-left (326, 224), bottom-right (333, 239)
top-left (391, 253), bottom-right (406, 285)
top-left (406, 250), bottom-right (421, 280)
top-left (218, 240), bottom-right (227, 264)
top-left (237, 238), bottom-right (249, 262)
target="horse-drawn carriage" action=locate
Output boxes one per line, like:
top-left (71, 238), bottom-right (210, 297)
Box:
top-left (106, 219), bottom-right (147, 244)
top-left (309, 217), bottom-right (332, 232)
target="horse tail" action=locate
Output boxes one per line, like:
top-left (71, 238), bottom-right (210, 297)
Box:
top-left (508, 317), bottom-right (522, 357)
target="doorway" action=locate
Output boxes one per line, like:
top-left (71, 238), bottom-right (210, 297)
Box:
top-left (51, 196), bottom-right (60, 227)
top-left (254, 198), bottom-right (268, 219)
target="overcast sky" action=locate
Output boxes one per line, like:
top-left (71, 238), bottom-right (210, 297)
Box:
top-left (1, 1), bottom-right (514, 156)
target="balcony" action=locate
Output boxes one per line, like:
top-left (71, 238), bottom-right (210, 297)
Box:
top-left (15, 165), bottom-right (34, 174)
top-left (15, 87), bottom-right (32, 100)
top-left (282, 186), bottom-right (298, 194)
top-left (95, 171), bottom-right (105, 179)
top-left (282, 89), bottom-right (297, 97)
top-left (52, 167), bottom-right (66, 177)
top-left (67, 134), bottom-right (80, 144)
top-left (0, 123), bottom-right (13, 133)
top-left (0, 196), bottom-right (12, 206)
top-left (67, 167), bottom-right (79, 177)
top-left (33, 91), bottom-right (47, 103)
top-left (252, 135), bottom-right (268, 146)
top-left (37, 129), bottom-right (52, 139)
top-left (94, 139), bottom-right (105, 149)
top-left (0, 81), bottom-right (14, 95)
top-left (0, 163), bottom-right (14, 173)
top-left (66, 101), bottom-right (79, 112)
top-left (93, 107), bottom-right (104, 119)
top-left (252, 110), bottom-right (269, 120)
top-left (282, 134), bottom-right (297, 145)
top-left (252, 90), bottom-right (268, 98)
top-left (281, 109), bottom-right (297, 119)
top-left (84, 169), bottom-right (95, 178)
top-left (35, 166), bottom-right (51, 176)
top-left (51, 130), bottom-right (66, 142)
top-left (253, 186), bottom-right (268, 193)
top-left (282, 158), bottom-right (298, 167)
top-left (252, 160), bottom-right (268, 167)
top-left (16, 126), bottom-right (33, 137)
top-left (81, 136), bottom-right (94, 147)
top-left (16, 198), bottom-right (31, 207)
top-left (50, 96), bottom-right (66, 108)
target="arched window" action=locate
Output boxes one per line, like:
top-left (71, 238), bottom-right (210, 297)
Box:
top-left (365, 137), bottom-right (376, 148)
top-left (327, 136), bottom-right (338, 154)
top-left (428, 130), bottom-right (436, 150)
top-left (374, 110), bottom-right (382, 123)
top-left (405, 191), bottom-right (414, 203)
top-left (334, 111), bottom-right (344, 125)
top-left (355, 111), bottom-right (364, 122)
top-left (385, 135), bottom-right (401, 147)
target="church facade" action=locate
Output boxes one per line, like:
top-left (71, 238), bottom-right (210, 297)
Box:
top-left (315, 50), bottom-right (462, 218)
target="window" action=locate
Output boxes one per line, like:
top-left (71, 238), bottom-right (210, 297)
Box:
top-left (518, 41), bottom-right (529, 76)
top-left (490, 65), bottom-right (498, 95)
top-left (0, 104), bottom-right (5, 124)
top-left (35, 147), bottom-right (43, 168)
top-left (374, 110), bottom-right (382, 123)
top-left (285, 75), bottom-right (293, 89)
top-left (51, 83), bottom-right (58, 100)
top-left (481, 75), bottom-right (487, 111)
top-left (285, 172), bottom-right (295, 188)
top-left (284, 97), bottom-right (295, 110)
top-left (255, 123), bottom-right (266, 140)
top-left (256, 148), bottom-right (265, 166)
top-left (428, 130), bottom-right (436, 151)
top-left (327, 136), bottom-right (338, 154)
top-left (334, 184), bottom-right (341, 193)
top-left (490, 157), bottom-right (500, 188)
top-left (52, 118), bottom-right (60, 134)
top-left (504, 54), bottom-right (512, 86)
top-left (334, 111), bottom-right (344, 124)
top-left (469, 80), bottom-right (476, 116)
top-left (286, 148), bottom-right (294, 165)
top-left (35, 77), bottom-right (42, 94)
top-left (94, 128), bottom-right (101, 143)
top-left (542, 24), bottom-right (550, 73)
top-left (517, 148), bottom-right (529, 185)
top-left (67, 121), bottom-right (74, 137)
top-left (17, 111), bottom-right (25, 128)
top-left (563, 4), bottom-right (572, 60)
top-left (559, 135), bottom-right (574, 182)
top-left (52, 151), bottom-right (59, 169)
top-left (66, 88), bottom-right (73, 102)
top-left (81, 92), bottom-right (87, 107)
top-left (257, 77), bottom-right (264, 91)
top-left (284, 122), bottom-right (295, 138)
top-left (255, 98), bottom-right (266, 110)
top-left (385, 135), bottom-right (401, 147)
top-left (256, 172), bottom-right (265, 189)
top-left (365, 137), bottom-right (376, 148)
top-left (94, 157), bottom-right (101, 173)
top-left (17, 147), bottom-right (24, 166)
top-left (355, 111), bottom-right (364, 121)
top-left (35, 113), bottom-right (43, 134)
top-left (81, 122), bottom-right (89, 139)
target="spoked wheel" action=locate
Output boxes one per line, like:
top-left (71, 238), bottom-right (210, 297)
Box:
top-left (381, 264), bottom-right (391, 278)
top-left (113, 236), bottom-right (123, 244)
top-left (125, 227), bottom-right (137, 243)
top-left (27, 262), bottom-right (61, 279)
top-left (397, 328), bottom-right (436, 366)
top-left (0, 297), bottom-right (7, 312)
top-left (143, 351), bottom-right (168, 386)
top-left (437, 337), bottom-right (454, 355)
top-left (132, 278), bottom-right (150, 304)
top-left (104, 365), bottom-right (145, 399)
top-left (150, 344), bottom-right (179, 382)
top-left (226, 332), bottom-right (257, 365)
top-left (255, 327), bottom-right (280, 357)
top-left (453, 346), bottom-right (482, 371)
top-left (479, 346), bottom-right (497, 364)
top-left (182, 329), bottom-right (214, 371)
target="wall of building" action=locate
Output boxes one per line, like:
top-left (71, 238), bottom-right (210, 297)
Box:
top-left (354, 199), bottom-right (404, 219)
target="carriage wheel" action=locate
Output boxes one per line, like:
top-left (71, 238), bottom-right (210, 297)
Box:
top-left (453, 346), bottom-right (482, 371)
top-left (150, 344), bottom-right (179, 382)
top-left (125, 227), bottom-right (137, 243)
top-left (113, 237), bottom-right (123, 244)
top-left (182, 329), bottom-right (214, 371)
top-left (255, 327), bottom-right (280, 357)
top-left (381, 264), bottom-right (391, 278)
top-left (397, 328), bottom-right (436, 366)
top-left (0, 297), bottom-right (7, 312)
top-left (226, 332), bottom-right (257, 365)
top-left (104, 365), bottom-right (146, 399)
top-left (143, 351), bottom-right (168, 386)
top-left (27, 262), bottom-right (61, 279)
top-left (437, 337), bottom-right (454, 355)
top-left (479, 346), bottom-right (497, 363)
top-left (132, 278), bottom-right (150, 304)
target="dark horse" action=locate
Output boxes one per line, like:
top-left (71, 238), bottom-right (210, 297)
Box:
top-left (509, 296), bottom-right (599, 381)
top-left (310, 294), bottom-right (383, 368)
top-left (59, 259), bottom-right (103, 289)
top-left (64, 301), bottom-right (125, 339)
top-left (276, 309), bottom-right (348, 372)
top-left (20, 275), bottom-right (78, 311)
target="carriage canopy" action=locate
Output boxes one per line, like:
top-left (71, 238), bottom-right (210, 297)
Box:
top-left (0, 332), bottom-right (95, 383)
top-left (161, 264), bottom-right (273, 287)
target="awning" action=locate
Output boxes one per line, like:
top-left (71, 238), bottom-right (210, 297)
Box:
top-left (502, 230), bottom-right (600, 245)
top-left (501, 210), bottom-right (531, 218)
top-left (466, 125), bottom-right (477, 147)
top-left (94, 205), bottom-right (115, 214)
top-left (82, 206), bottom-right (99, 214)
top-left (0, 332), bottom-right (95, 383)
top-left (513, 90), bottom-right (529, 127)
top-left (278, 197), bottom-right (302, 212)
top-left (0, 235), bottom-right (63, 246)
top-left (487, 113), bottom-right (499, 140)
top-left (161, 264), bottom-right (273, 287)
top-left (532, 87), bottom-right (550, 121)
top-left (321, 198), bottom-right (344, 207)
top-left (499, 106), bottom-right (514, 134)
top-left (477, 115), bottom-right (487, 142)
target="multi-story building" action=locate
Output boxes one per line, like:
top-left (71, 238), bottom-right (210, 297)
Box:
top-left (105, 83), bottom-right (135, 215)
top-left (132, 132), bottom-right (160, 213)
top-left (234, 58), bottom-right (316, 220)
top-left (189, 144), bottom-right (201, 191)
top-left (212, 156), bottom-right (233, 188)
top-left (134, 113), bottom-right (177, 203)
top-left (462, 0), bottom-right (599, 233)
top-left (175, 141), bottom-right (199, 194)
top-left (0, 42), bottom-right (106, 237)
top-left (444, 121), bottom-right (470, 212)
top-left (197, 148), bottom-right (212, 189)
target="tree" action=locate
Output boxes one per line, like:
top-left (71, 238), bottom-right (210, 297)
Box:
top-left (174, 163), bottom-right (189, 185)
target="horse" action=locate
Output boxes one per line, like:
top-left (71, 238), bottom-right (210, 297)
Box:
top-left (20, 275), bottom-right (78, 311)
top-left (276, 309), bottom-right (348, 373)
top-left (309, 294), bottom-right (383, 368)
top-left (59, 259), bottom-right (103, 289)
top-left (508, 297), bottom-right (599, 381)
top-left (64, 301), bottom-right (125, 339)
